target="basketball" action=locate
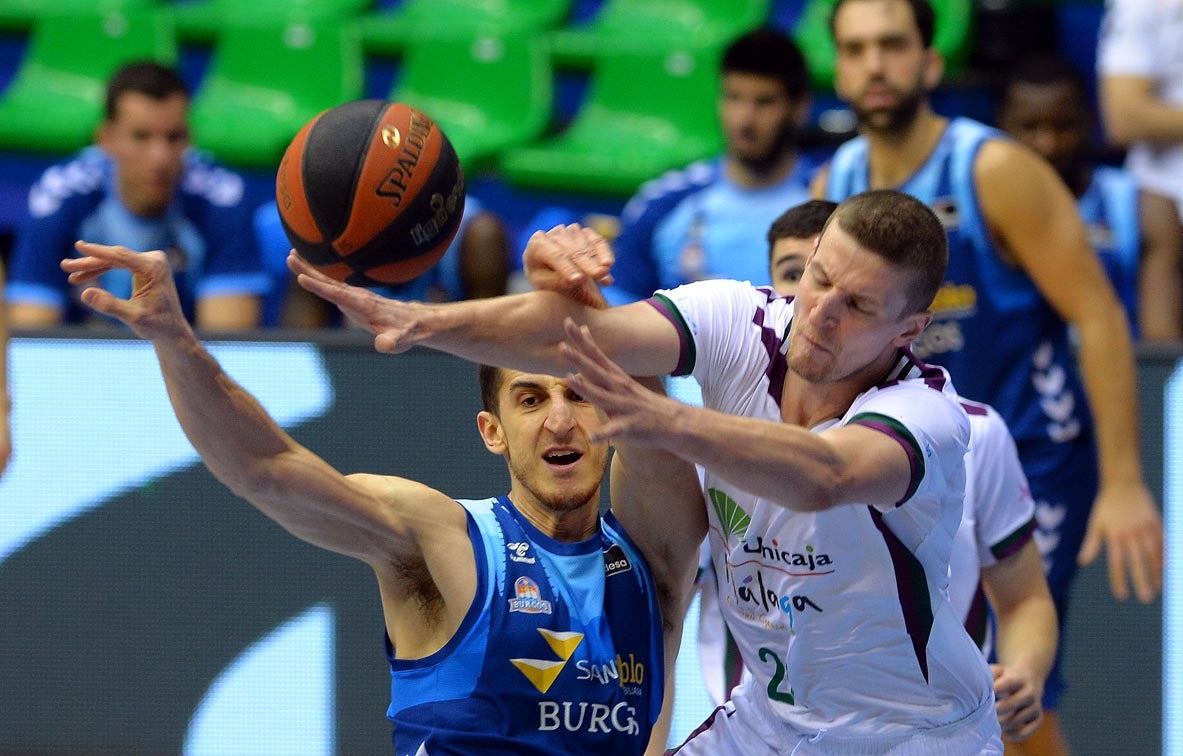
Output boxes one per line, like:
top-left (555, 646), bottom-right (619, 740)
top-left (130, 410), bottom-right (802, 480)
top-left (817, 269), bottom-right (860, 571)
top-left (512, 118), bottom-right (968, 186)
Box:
top-left (276, 100), bottom-right (465, 287)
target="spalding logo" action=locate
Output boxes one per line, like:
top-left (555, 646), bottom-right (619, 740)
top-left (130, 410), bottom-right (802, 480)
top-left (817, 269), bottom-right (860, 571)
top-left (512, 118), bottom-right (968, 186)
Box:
top-left (381, 125), bottom-right (401, 149)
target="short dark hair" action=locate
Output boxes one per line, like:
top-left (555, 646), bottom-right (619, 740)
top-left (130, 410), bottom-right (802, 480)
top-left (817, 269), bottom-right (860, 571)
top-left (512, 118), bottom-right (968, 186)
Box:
top-left (105, 61), bottom-right (188, 121)
top-left (722, 27), bottom-right (810, 102)
top-left (478, 364), bottom-right (505, 413)
top-left (824, 190), bottom-right (947, 314)
top-left (829, 0), bottom-right (936, 49)
top-left (1000, 53), bottom-right (1088, 104)
top-left (767, 200), bottom-right (839, 256)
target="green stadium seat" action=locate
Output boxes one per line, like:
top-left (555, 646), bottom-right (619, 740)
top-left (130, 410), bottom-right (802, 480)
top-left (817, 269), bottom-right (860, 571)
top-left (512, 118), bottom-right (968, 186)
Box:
top-left (361, 0), bottom-right (570, 57)
top-left (793, 0), bottom-right (973, 91)
top-left (548, 0), bottom-right (770, 69)
top-left (0, 7), bottom-right (176, 154)
top-left (391, 28), bottom-right (552, 173)
top-left (187, 14), bottom-right (364, 168)
top-left (0, 0), bottom-right (154, 33)
top-left (498, 42), bottom-right (724, 196)
top-left (170, 0), bottom-right (372, 45)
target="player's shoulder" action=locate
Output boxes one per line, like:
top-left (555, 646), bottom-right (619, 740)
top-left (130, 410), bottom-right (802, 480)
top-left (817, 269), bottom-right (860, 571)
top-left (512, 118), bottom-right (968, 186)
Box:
top-left (179, 150), bottom-right (247, 209)
top-left (620, 158), bottom-right (720, 224)
top-left (26, 147), bottom-right (108, 219)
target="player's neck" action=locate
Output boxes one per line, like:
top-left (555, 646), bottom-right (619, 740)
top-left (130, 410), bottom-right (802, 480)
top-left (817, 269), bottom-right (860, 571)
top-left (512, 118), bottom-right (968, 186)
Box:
top-left (725, 149), bottom-right (798, 189)
top-left (863, 108), bottom-right (948, 190)
top-left (508, 490), bottom-right (600, 543)
top-left (780, 348), bottom-right (901, 428)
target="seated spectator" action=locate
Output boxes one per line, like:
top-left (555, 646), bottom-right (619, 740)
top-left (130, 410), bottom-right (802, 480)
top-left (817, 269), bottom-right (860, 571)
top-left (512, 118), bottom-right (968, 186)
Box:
top-left (5, 61), bottom-right (266, 330)
top-left (997, 53), bottom-right (1181, 340)
top-left (604, 28), bottom-right (816, 304)
top-left (254, 195), bottom-right (509, 327)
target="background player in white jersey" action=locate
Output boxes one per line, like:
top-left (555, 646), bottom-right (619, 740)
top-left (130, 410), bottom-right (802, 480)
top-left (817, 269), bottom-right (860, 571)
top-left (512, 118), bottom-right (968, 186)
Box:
top-left (61, 241), bottom-right (705, 755)
top-left (290, 189), bottom-right (1004, 754)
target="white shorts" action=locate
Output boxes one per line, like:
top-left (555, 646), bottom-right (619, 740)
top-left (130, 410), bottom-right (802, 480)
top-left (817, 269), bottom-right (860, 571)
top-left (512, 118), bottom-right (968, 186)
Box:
top-left (672, 678), bottom-right (1002, 756)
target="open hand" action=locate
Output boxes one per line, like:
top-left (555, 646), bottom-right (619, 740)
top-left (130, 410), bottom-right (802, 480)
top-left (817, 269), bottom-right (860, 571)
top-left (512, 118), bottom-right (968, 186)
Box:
top-left (1078, 481), bottom-right (1163, 603)
top-left (560, 318), bottom-right (678, 447)
top-left (287, 252), bottom-right (427, 353)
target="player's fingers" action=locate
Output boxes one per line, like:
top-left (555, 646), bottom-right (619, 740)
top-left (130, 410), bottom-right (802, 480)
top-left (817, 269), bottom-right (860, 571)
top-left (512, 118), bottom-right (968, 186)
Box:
top-left (1125, 535), bottom-right (1155, 603)
top-left (1104, 532), bottom-right (1131, 601)
top-left (73, 240), bottom-right (157, 272)
top-left (65, 264), bottom-right (115, 286)
top-left (1076, 526), bottom-right (1101, 567)
top-left (79, 286), bottom-right (134, 322)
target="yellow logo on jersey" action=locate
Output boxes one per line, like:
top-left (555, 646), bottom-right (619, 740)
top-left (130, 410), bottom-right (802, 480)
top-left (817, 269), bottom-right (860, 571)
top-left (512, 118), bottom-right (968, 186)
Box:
top-left (511, 629), bottom-right (585, 694)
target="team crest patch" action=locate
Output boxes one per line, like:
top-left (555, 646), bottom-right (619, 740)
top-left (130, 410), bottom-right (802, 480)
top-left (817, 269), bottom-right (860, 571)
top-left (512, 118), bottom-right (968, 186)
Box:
top-left (509, 576), bottom-right (553, 615)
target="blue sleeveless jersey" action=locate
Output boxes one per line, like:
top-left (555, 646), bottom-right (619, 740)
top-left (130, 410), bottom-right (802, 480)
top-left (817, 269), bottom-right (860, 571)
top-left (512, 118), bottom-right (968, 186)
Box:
top-left (1079, 166), bottom-right (1141, 334)
top-left (386, 496), bottom-right (664, 756)
top-left (824, 118), bottom-right (1091, 450)
top-left (606, 156), bottom-right (812, 304)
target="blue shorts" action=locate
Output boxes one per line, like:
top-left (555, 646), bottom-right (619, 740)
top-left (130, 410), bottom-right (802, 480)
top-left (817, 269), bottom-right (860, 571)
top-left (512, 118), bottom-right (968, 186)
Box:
top-left (1019, 434), bottom-right (1099, 710)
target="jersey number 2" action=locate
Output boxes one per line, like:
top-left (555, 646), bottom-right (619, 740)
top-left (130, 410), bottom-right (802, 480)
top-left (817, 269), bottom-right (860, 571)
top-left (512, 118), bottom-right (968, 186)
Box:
top-left (758, 647), bottom-right (795, 705)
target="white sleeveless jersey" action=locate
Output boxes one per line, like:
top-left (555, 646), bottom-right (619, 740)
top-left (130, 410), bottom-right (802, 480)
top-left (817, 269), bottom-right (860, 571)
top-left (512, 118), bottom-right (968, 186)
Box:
top-left (948, 400), bottom-right (1037, 653)
top-left (647, 279), bottom-right (993, 738)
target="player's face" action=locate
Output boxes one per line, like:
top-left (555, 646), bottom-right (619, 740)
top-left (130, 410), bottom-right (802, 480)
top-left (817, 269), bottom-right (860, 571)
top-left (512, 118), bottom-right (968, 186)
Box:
top-left (788, 224), bottom-right (927, 383)
top-left (100, 92), bottom-right (190, 216)
top-left (770, 235), bottom-right (816, 297)
top-left (480, 371), bottom-right (609, 517)
top-left (719, 72), bottom-right (805, 169)
top-left (832, 0), bottom-right (941, 133)
top-left (998, 81), bottom-right (1090, 183)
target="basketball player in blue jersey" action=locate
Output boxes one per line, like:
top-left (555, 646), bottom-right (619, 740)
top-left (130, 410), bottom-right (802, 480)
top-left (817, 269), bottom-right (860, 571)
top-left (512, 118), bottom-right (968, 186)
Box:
top-left (6, 62), bottom-right (266, 330)
top-left (812, 1), bottom-right (1163, 751)
top-left (290, 189), bottom-right (1007, 753)
top-left (996, 54), bottom-right (1182, 342)
top-left (60, 242), bottom-right (705, 755)
top-left (604, 28), bottom-right (814, 305)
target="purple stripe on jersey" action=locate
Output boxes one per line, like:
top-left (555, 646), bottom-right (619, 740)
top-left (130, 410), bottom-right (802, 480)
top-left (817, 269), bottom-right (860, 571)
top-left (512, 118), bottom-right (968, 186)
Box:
top-left (880, 347), bottom-right (947, 392)
top-left (964, 583), bottom-right (990, 651)
top-left (959, 400), bottom-right (989, 416)
top-left (990, 517), bottom-right (1037, 561)
top-left (869, 507), bottom-right (934, 682)
top-left (752, 306), bottom-right (789, 405)
top-left (849, 413), bottom-right (924, 506)
top-left (670, 704), bottom-right (732, 753)
top-left (645, 295), bottom-right (695, 376)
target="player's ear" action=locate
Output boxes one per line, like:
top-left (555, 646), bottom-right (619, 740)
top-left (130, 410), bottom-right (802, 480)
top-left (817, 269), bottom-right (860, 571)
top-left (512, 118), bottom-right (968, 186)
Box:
top-left (922, 47), bottom-right (944, 91)
top-left (895, 310), bottom-right (932, 347)
top-left (477, 411), bottom-right (507, 455)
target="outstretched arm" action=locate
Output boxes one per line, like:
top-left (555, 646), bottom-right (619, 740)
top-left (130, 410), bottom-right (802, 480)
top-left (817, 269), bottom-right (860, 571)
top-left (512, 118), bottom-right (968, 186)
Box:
top-left (561, 320), bottom-right (922, 512)
top-left (61, 243), bottom-right (466, 570)
top-left (288, 225), bottom-right (681, 377)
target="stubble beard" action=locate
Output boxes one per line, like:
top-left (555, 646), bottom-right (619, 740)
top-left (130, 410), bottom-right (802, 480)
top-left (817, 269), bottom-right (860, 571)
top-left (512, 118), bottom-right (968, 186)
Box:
top-left (507, 454), bottom-right (601, 514)
top-left (852, 83), bottom-right (925, 136)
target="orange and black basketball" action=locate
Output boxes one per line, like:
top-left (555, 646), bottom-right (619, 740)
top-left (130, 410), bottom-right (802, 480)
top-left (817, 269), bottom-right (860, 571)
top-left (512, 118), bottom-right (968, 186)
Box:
top-left (276, 100), bottom-right (465, 287)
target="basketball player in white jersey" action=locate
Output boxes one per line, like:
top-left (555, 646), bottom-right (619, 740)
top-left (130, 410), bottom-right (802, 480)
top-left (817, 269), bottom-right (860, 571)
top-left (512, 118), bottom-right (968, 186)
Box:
top-left (290, 190), bottom-right (1004, 753)
top-left (767, 201), bottom-right (1057, 744)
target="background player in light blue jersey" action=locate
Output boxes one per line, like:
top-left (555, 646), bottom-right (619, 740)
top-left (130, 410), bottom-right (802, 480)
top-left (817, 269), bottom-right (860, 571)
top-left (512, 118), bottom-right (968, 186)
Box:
top-left (61, 241), bottom-right (705, 755)
top-left (997, 53), bottom-right (1181, 342)
top-left (253, 194), bottom-right (510, 327)
top-left (812, 2), bottom-right (1163, 751)
top-left (604, 28), bottom-right (815, 304)
top-left (6, 62), bottom-right (266, 330)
